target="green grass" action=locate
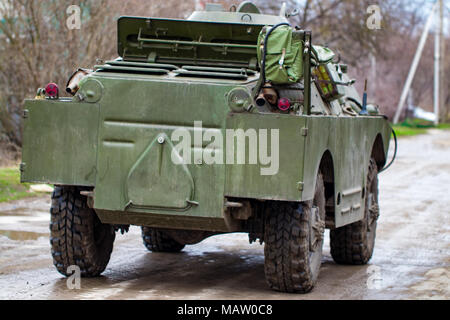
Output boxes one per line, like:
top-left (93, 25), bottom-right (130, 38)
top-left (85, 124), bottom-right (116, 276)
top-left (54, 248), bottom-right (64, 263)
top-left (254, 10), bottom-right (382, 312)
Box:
top-left (392, 125), bottom-right (428, 137)
top-left (392, 118), bottom-right (450, 137)
top-left (0, 167), bottom-right (37, 203)
top-left (437, 123), bottom-right (450, 130)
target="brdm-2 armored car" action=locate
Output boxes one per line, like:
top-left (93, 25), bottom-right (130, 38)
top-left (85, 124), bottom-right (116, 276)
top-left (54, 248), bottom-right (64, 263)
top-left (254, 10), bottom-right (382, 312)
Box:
top-left (21, 2), bottom-right (394, 293)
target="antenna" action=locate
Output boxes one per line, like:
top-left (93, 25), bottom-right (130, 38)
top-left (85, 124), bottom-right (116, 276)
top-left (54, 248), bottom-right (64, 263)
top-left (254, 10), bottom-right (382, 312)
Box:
top-left (360, 79), bottom-right (369, 115)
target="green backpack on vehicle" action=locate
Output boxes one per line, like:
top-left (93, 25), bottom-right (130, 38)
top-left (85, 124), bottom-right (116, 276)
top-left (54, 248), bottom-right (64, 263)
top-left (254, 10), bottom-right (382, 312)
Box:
top-left (257, 25), bottom-right (304, 84)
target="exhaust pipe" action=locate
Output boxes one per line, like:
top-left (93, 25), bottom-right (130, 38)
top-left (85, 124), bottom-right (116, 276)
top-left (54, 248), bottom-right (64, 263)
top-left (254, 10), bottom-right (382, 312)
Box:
top-left (255, 83), bottom-right (278, 107)
top-left (256, 92), bottom-right (268, 107)
top-left (66, 68), bottom-right (92, 95)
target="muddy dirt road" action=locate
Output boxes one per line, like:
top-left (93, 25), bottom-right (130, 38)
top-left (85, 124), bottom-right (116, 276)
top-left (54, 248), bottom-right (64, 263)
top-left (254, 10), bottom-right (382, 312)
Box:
top-left (0, 130), bottom-right (449, 300)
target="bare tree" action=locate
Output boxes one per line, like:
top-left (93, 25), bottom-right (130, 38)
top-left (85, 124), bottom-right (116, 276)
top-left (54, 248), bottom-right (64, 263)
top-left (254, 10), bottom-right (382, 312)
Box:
top-left (0, 0), bottom-right (448, 149)
top-left (0, 0), bottom-right (196, 146)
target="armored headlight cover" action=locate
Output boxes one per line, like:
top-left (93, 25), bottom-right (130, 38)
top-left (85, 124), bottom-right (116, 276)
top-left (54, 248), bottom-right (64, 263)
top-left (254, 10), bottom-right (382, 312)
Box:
top-left (227, 88), bottom-right (253, 112)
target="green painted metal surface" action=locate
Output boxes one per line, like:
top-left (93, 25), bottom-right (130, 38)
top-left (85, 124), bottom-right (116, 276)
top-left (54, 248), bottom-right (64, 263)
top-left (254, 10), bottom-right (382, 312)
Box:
top-left (91, 74), bottom-right (237, 219)
top-left (21, 5), bottom-right (392, 231)
top-left (126, 133), bottom-right (195, 210)
top-left (301, 116), bottom-right (391, 227)
top-left (118, 17), bottom-right (264, 68)
top-left (224, 113), bottom-right (306, 201)
top-left (21, 100), bottom-right (99, 186)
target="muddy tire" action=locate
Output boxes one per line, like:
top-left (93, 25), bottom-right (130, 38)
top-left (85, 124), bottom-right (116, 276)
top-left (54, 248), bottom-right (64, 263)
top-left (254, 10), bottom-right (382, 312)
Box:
top-left (330, 158), bottom-right (379, 265)
top-left (264, 173), bottom-right (326, 293)
top-left (141, 227), bottom-right (185, 253)
top-left (50, 186), bottom-right (115, 277)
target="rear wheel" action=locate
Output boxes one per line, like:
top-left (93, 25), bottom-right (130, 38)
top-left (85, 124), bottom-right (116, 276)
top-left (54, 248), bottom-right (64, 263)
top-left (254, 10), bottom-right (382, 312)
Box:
top-left (141, 227), bottom-right (185, 253)
top-left (264, 173), bottom-right (326, 293)
top-left (50, 186), bottom-right (115, 277)
top-left (330, 158), bottom-right (379, 265)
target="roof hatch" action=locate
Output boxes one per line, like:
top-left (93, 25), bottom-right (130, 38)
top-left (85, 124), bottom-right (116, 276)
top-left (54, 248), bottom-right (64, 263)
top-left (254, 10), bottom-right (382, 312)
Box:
top-left (117, 17), bottom-right (265, 69)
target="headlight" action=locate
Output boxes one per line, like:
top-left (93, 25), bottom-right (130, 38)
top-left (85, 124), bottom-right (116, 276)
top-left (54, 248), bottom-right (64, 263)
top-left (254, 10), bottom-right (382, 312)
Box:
top-left (227, 88), bottom-right (253, 112)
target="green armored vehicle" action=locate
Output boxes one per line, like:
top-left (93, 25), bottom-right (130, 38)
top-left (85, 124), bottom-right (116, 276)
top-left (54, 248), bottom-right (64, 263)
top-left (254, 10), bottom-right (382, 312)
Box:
top-left (21, 2), bottom-right (393, 293)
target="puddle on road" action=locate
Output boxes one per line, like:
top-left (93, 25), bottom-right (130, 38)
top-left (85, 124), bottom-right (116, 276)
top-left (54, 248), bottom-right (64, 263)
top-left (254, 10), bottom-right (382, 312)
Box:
top-left (0, 208), bottom-right (34, 216)
top-left (0, 230), bottom-right (48, 241)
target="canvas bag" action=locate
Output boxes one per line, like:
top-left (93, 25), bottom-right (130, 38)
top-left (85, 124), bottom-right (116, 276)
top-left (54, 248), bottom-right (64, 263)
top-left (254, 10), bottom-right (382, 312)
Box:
top-left (257, 25), bottom-right (303, 84)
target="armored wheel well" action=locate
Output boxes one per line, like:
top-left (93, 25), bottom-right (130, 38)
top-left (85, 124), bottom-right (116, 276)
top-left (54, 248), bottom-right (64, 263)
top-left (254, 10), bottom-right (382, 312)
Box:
top-left (318, 150), bottom-right (335, 229)
top-left (371, 134), bottom-right (386, 171)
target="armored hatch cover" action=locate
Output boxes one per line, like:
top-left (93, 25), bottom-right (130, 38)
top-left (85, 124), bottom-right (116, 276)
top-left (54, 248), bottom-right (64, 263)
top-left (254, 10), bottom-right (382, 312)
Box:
top-left (117, 17), bottom-right (265, 68)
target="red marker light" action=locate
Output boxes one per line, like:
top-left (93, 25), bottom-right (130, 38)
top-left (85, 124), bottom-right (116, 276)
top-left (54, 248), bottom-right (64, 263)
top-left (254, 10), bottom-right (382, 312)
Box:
top-left (45, 83), bottom-right (59, 99)
top-left (278, 98), bottom-right (290, 111)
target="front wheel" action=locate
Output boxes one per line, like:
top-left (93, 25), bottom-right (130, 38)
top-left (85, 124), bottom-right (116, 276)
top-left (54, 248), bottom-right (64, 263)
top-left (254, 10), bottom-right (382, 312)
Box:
top-left (264, 173), bottom-right (326, 293)
top-left (50, 186), bottom-right (116, 277)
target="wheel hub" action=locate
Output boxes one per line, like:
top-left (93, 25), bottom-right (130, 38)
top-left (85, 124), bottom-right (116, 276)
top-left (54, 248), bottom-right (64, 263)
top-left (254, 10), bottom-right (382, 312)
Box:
top-left (367, 196), bottom-right (380, 232)
top-left (309, 206), bottom-right (325, 252)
